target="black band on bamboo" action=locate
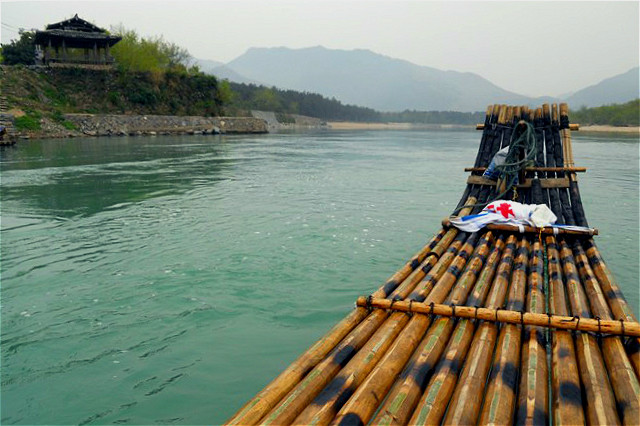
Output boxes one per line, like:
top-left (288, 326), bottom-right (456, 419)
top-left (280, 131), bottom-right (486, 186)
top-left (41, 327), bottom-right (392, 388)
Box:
top-left (620, 318), bottom-right (626, 337)
top-left (450, 304), bottom-right (456, 317)
top-left (520, 310), bottom-right (525, 325)
top-left (496, 307), bottom-right (500, 323)
top-left (596, 316), bottom-right (602, 337)
top-left (424, 252), bottom-right (441, 261)
top-left (366, 295), bottom-right (373, 312)
top-left (429, 302), bottom-right (435, 317)
top-left (408, 300), bottom-right (414, 316)
top-left (547, 312), bottom-right (552, 328)
top-left (474, 305), bottom-right (479, 321)
top-left (389, 299), bottom-right (396, 310)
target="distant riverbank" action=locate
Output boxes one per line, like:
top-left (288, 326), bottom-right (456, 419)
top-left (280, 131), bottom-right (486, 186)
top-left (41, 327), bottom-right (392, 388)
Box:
top-left (328, 121), bottom-right (639, 135)
top-left (327, 122), bottom-right (473, 130)
top-left (578, 125), bottom-right (639, 134)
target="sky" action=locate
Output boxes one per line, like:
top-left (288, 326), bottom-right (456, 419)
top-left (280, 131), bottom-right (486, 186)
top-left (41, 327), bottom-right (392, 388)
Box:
top-left (1, 0), bottom-right (638, 97)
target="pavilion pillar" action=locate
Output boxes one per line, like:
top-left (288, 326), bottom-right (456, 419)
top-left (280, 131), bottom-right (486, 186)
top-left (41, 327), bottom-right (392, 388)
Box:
top-left (93, 42), bottom-right (98, 64)
top-left (47, 39), bottom-right (52, 64)
top-left (84, 48), bottom-right (89, 62)
top-left (62, 39), bottom-right (67, 61)
top-left (105, 44), bottom-right (110, 63)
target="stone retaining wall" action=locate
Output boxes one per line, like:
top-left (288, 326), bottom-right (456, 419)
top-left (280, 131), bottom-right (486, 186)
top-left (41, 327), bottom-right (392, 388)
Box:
top-left (65, 114), bottom-right (268, 137)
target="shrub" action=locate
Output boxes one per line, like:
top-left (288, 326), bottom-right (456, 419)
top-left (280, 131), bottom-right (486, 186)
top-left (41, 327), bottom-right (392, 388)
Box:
top-left (15, 114), bottom-right (41, 130)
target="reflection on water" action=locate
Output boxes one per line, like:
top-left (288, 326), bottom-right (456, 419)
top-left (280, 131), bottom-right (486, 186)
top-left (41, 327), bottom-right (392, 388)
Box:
top-left (1, 131), bottom-right (637, 424)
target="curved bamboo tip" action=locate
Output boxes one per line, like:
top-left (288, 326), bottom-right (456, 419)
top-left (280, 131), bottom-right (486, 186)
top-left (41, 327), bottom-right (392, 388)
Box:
top-left (560, 103), bottom-right (569, 116)
top-left (356, 296), bottom-right (368, 307)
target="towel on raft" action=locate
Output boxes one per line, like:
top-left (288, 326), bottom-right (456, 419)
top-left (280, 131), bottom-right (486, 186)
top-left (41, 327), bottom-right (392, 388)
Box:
top-left (450, 200), bottom-right (557, 233)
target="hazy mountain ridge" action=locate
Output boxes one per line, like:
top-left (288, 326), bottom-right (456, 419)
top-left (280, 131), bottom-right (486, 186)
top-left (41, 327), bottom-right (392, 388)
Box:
top-left (566, 67), bottom-right (639, 108)
top-left (216, 46), bottom-right (532, 111)
top-left (199, 47), bottom-right (638, 112)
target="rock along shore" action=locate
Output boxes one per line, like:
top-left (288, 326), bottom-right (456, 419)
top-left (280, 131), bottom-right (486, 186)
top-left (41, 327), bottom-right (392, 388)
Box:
top-left (65, 114), bottom-right (268, 137)
top-left (9, 114), bottom-right (268, 140)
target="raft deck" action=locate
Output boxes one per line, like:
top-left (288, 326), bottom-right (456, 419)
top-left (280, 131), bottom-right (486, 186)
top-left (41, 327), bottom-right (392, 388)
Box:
top-left (227, 104), bottom-right (640, 426)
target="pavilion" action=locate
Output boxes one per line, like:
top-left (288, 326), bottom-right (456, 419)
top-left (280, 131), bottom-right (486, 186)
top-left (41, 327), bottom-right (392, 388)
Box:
top-left (34, 14), bottom-right (121, 67)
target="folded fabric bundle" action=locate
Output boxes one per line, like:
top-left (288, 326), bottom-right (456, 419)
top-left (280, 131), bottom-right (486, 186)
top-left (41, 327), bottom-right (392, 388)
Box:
top-left (450, 200), bottom-right (557, 233)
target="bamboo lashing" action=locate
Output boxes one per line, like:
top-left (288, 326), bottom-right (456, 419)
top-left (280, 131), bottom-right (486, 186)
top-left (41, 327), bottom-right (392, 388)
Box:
top-left (226, 104), bottom-right (639, 426)
top-left (354, 298), bottom-right (640, 337)
top-left (476, 123), bottom-right (580, 131)
top-left (465, 166), bottom-right (586, 173)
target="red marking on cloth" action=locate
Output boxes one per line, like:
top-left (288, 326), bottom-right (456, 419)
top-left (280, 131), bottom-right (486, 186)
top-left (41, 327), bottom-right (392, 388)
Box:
top-left (496, 202), bottom-right (515, 218)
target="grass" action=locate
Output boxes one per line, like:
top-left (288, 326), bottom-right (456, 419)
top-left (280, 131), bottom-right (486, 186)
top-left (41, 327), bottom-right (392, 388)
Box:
top-left (15, 114), bottom-right (41, 131)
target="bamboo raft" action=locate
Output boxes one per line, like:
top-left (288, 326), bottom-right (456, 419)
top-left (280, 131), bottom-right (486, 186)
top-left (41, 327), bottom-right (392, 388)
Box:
top-left (227, 104), bottom-right (640, 426)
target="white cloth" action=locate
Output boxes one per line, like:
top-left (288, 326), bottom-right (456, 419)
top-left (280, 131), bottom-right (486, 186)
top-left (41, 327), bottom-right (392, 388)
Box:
top-left (450, 200), bottom-right (557, 232)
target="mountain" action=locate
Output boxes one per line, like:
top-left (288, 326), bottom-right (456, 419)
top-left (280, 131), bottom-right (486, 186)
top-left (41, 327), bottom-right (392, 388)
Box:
top-left (193, 58), bottom-right (224, 73)
top-left (209, 65), bottom-right (263, 85)
top-left (566, 67), bottom-right (639, 108)
top-left (220, 46), bottom-right (534, 112)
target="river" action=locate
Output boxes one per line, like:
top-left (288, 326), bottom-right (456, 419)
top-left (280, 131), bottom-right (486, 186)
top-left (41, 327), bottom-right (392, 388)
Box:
top-left (1, 130), bottom-right (637, 424)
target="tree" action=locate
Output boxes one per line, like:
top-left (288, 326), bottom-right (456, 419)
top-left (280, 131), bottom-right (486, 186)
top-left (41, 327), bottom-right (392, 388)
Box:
top-left (109, 25), bottom-right (193, 73)
top-left (1, 30), bottom-right (35, 65)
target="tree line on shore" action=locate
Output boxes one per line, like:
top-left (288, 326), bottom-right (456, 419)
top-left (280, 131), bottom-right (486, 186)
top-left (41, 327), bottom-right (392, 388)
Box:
top-left (1, 27), bottom-right (637, 126)
top-left (570, 99), bottom-right (639, 126)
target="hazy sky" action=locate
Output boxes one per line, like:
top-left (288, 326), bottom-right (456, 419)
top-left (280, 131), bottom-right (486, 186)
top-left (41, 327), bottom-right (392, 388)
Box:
top-left (1, 1), bottom-right (638, 97)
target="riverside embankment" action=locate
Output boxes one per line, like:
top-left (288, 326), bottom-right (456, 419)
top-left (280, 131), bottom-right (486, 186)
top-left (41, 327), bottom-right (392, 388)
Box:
top-left (65, 114), bottom-right (267, 137)
top-left (0, 65), bottom-right (266, 139)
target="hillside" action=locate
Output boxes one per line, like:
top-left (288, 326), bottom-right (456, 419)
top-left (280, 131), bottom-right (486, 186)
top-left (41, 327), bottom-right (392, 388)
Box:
top-left (1, 66), bottom-right (224, 117)
top-left (216, 46), bottom-right (533, 112)
top-left (567, 67), bottom-right (640, 108)
top-left (0, 65), bottom-right (228, 138)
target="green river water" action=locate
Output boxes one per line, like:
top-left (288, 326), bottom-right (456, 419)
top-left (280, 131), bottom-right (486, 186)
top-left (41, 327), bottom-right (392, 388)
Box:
top-left (1, 130), bottom-right (638, 424)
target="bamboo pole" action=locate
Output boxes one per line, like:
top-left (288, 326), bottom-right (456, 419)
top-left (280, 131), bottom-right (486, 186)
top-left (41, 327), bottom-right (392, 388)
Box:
top-left (457, 109), bottom-right (497, 211)
top-left (551, 103), bottom-right (576, 225)
top-left (464, 166), bottom-right (586, 173)
top-left (332, 232), bottom-right (499, 426)
top-left (543, 104), bottom-right (564, 220)
top-left (256, 229), bottom-right (461, 426)
top-left (515, 239), bottom-right (548, 425)
top-left (546, 236), bottom-right (585, 425)
top-left (572, 242), bottom-right (640, 425)
top-left (560, 103), bottom-right (589, 227)
top-left (472, 105), bottom-right (495, 170)
top-left (441, 235), bottom-right (518, 425)
top-left (477, 237), bottom-right (530, 425)
top-left (403, 236), bottom-right (508, 426)
top-left (560, 104), bottom-right (574, 167)
top-left (559, 239), bottom-right (620, 425)
top-left (292, 232), bottom-right (481, 425)
top-left (581, 238), bottom-right (640, 379)
top-left (225, 228), bottom-right (446, 425)
top-left (354, 298), bottom-right (640, 337)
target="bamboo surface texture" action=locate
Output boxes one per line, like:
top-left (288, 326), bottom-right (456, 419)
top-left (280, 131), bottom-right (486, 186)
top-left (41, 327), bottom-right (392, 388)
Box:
top-left (226, 104), bottom-right (639, 426)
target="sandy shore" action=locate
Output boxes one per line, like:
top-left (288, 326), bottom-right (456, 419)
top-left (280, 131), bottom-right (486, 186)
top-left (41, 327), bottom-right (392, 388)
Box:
top-left (327, 122), bottom-right (472, 130)
top-left (577, 125), bottom-right (639, 134)
top-left (328, 121), bottom-right (639, 134)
